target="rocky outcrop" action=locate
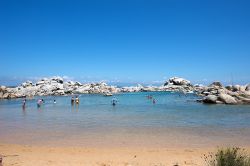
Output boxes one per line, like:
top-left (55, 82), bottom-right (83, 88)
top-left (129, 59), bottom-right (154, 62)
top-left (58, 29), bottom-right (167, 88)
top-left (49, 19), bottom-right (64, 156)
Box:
top-left (0, 77), bottom-right (121, 99)
top-left (218, 93), bottom-right (237, 104)
top-left (1, 76), bottom-right (250, 105)
top-left (200, 81), bottom-right (250, 105)
top-left (0, 76), bottom-right (196, 99)
top-left (203, 95), bottom-right (218, 104)
top-left (164, 77), bottom-right (191, 86)
top-left (0, 76), bottom-right (195, 99)
top-left (209, 81), bottom-right (223, 88)
top-left (163, 77), bottom-right (195, 94)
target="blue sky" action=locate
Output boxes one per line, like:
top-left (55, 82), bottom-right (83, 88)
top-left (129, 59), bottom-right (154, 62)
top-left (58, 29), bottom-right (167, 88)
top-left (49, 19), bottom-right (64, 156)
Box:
top-left (0, 0), bottom-right (250, 86)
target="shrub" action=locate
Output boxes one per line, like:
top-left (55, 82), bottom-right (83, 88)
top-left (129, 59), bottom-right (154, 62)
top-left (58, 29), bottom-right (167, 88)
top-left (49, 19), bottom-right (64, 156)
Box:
top-left (204, 147), bottom-right (250, 166)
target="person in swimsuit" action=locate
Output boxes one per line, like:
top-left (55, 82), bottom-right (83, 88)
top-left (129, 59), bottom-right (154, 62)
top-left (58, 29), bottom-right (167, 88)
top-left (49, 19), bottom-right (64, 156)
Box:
top-left (71, 97), bottom-right (75, 105)
top-left (75, 96), bottom-right (79, 105)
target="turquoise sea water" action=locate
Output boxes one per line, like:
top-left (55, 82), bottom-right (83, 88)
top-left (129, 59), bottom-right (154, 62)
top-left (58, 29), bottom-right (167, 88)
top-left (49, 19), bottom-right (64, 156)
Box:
top-left (0, 92), bottom-right (250, 147)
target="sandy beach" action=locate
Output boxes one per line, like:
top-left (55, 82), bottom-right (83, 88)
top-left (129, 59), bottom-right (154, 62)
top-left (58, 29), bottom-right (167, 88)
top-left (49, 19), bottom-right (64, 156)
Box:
top-left (1, 143), bottom-right (239, 166)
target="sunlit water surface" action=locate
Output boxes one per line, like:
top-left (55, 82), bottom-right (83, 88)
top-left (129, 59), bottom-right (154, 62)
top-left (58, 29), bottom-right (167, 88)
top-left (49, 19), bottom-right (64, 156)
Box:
top-left (0, 92), bottom-right (250, 148)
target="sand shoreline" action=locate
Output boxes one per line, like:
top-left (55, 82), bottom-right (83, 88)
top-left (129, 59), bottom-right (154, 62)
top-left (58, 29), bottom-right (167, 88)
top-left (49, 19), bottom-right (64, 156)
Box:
top-left (1, 143), bottom-right (249, 166)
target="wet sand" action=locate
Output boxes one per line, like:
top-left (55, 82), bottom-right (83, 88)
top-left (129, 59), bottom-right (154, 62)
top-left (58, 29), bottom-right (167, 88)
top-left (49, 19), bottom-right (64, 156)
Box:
top-left (0, 144), bottom-right (249, 166)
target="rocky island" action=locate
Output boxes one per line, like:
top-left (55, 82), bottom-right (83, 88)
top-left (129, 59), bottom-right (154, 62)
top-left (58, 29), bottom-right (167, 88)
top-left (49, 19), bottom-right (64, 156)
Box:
top-left (0, 76), bottom-right (250, 105)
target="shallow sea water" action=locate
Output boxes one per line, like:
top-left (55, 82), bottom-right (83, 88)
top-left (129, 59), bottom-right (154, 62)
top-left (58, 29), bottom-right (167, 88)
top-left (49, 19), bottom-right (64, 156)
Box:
top-left (0, 92), bottom-right (250, 148)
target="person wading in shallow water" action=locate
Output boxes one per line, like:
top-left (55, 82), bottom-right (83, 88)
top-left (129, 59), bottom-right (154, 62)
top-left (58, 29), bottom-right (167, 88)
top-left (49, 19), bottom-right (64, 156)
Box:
top-left (22, 99), bottom-right (26, 108)
top-left (152, 98), bottom-right (156, 104)
top-left (71, 97), bottom-right (75, 105)
top-left (75, 96), bottom-right (79, 105)
top-left (111, 97), bottom-right (118, 106)
top-left (37, 99), bottom-right (43, 108)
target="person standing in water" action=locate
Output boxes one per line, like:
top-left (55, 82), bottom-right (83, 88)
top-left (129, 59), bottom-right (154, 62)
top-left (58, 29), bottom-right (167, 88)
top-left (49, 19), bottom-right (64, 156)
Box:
top-left (71, 97), bottom-right (75, 105)
top-left (152, 98), bottom-right (156, 104)
top-left (37, 99), bottom-right (43, 108)
top-left (53, 99), bottom-right (56, 104)
top-left (75, 96), bottom-right (79, 105)
top-left (111, 97), bottom-right (117, 106)
top-left (22, 99), bottom-right (26, 109)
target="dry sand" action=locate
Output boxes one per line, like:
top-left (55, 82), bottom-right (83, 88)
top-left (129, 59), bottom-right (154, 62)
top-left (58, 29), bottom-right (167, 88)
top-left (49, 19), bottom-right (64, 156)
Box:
top-left (1, 143), bottom-right (249, 166)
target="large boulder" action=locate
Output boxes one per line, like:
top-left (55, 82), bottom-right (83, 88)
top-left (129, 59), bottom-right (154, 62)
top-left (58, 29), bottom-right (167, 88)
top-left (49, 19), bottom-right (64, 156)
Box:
top-left (209, 81), bottom-right (223, 88)
top-left (0, 91), bottom-right (3, 99)
top-left (246, 84), bottom-right (250, 91)
top-left (239, 85), bottom-right (246, 92)
top-left (165, 77), bottom-right (191, 86)
top-left (232, 85), bottom-right (241, 92)
top-left (74, 81), bottom-right (82, 86)
top-left (203, 95), bottom-right (218, 104)
top-left (21, 81), bottom-right (33, 88)
top-left (0, 86), bottom-right (7, 92)
top-left (218, 93), bottom-right (237, 104)
top-left (3, 93), bottom-right (9, 99)
top-left (51, 76), bottom-right (63, 84)
top-left (225, 85), bottom-right (233, 91)
top-left (36, 81), bottom-right (46, 86)
top-left (244, 91), bottom-right (250, 96)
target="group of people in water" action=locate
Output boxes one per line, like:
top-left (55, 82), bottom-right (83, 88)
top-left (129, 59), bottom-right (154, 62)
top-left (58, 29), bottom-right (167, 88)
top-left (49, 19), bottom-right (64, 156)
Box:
top-left (22, 98), bottom-right (55, 109)
top-left (147, 95), bottom-right (157, 104)
top-left (22, 94), bottom-right (157, 109)
top-left (71, 96), bottom-right (80, 105)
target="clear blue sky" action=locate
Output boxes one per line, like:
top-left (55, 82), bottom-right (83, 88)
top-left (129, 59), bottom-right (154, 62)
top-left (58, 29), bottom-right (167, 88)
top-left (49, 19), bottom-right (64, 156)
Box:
top-left (0, 0), bottom-right (249, 86)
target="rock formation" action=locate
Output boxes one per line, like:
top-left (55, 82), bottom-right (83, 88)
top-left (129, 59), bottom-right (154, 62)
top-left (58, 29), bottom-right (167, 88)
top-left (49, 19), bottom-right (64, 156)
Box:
top-left (199, 82), bottom-right (250, 105)
top-left (1, 76), bottom-right (250, 105)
